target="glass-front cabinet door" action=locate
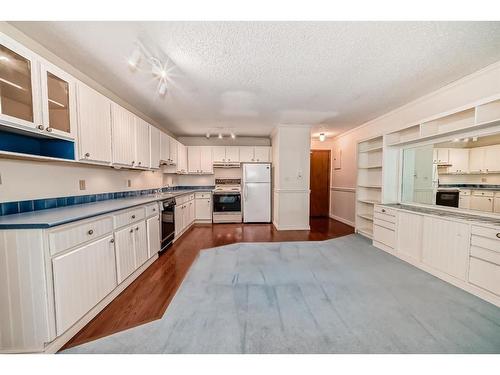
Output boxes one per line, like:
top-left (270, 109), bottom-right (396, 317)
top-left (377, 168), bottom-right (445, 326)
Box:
top-left (40, 61), bottom-right (76, 139)
top-left (0, 34), bottom-right (41, 130)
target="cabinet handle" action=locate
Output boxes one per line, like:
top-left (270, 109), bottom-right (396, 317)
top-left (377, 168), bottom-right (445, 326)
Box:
top-left (110, 238), bottom-right (115, 243)
top-left (85, 152), bottom-right (90, 157)
top-left (496, 233), bottom-right (500, 239)
top-left (138, 161), bottom-right (142, 165)
top-left (130, 229), bottom-right (134, 233)
top-left (132, 161), bottom-right (135, 164)
top-left (46, 127), bottom-right (53, 132)
top-left (135, 227), bottom-right (139, 231)
top-left (381, 209), bottom-right (386, 213)
top-left (37, 124), bottom-right (45, 130)
top-left (152, 208), bottom-right (156, 212)
top-left (131, 215), bottom-right (136, 219)
top-left (87, 229), bottom-right (94, 235)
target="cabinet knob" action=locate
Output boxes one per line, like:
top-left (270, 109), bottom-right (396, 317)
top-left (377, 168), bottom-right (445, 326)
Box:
top-left (130, 229), bottom-right (134, 233)
top-left (110, 238), bottom-right (115, 243)
top-left (132, 161), bottom-right (135, 164)
top-left (37, 124), bottom-right (45, 130)
top-left (84, 152), bottom-right (90, 157)
top-left (135, 227), bottom-right (139, 231)
top-left (87, 229), bottom-right (94, 235)
top-left (152, 208), bottom-right (156, 212)
top-left (46, 127), bottom-right (53, 132)
top-left (381, 209), bottom-right (386, 213)
top-left (496, 233), bottom-right (500, 239)
top-left (138, 161), bottom-right (142, 165)
top-left (131, 215), bottom-right (136, 219)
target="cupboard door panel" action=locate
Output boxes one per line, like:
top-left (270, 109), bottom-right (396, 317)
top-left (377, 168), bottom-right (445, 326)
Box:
top-left (150, 126), bottom-right (161, 169)
top-left (225, 146), bottom-right (239, 162)
top-left (200, 146), bottom-right (213, 173)
top-left (470, 196), bottom-right (494, 212)
top-left (397, 212), bottom-right (422, 261)
top-left (169, 138), bottom-right (178, 164)
top-left (115, 225), bottom-right (136, 283)
top-left (135, 117), bottom-right (150, 168)
top-left (52, 235), bottom-right (117, 335)
top-left (160, 132), bottom-right (170, 163)
top-left (195, 198), bottom-right (212, 220)
top-left (111, 104), bottom-right (135, 166)
top-left (77, 82), bottom-right (112, 163)
top-left (188, 146), bottom-right (201, 173)
top-left (239, 146), bottom-right (254, 162)
top-left (212, 146), bottom-right (226, 163)
top-left (422, 217), bottom-right (469, 280)
top-left (147, 215), bottom-right (160, 258)
top-left (134, 221), bottom-right (148, 268)
top-left (254, 146), bottom-right (270, 162)
top-left (469, 148), bottom-right (485, 172)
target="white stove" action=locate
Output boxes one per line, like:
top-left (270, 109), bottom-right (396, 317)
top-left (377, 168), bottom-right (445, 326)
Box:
top-left (212, 179), bottom-right (242, 223)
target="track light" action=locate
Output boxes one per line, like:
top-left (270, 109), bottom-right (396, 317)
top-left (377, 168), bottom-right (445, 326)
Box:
top-left (319, 133), bottom-right (326, 142)
top-left (472, 137), bottom-right (478, 142)
top-left (205, 133), bottom-right (210, 139)
top-left (158, 82), bottom-right (167, 96)
top-left (231, 133), bottom-right (236, 139)
top-left (218, 133), bottom-right (223, 139)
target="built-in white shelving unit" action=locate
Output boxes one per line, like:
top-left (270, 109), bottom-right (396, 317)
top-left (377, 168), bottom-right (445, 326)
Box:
top-left (355, 135), bottom-right (384, 239)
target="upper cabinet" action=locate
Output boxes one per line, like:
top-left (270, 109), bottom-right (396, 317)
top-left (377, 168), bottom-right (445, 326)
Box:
top-left (484, 145), bottom-right (500, 172)
top-left (76, 82), bottom-right (112, 164)
top-left (160, 131), bottom-right (170, 163)
top-left (150, 126), bottom-right (161, 169)
top-left (447, 149), bottom-right (469, 173)
top-left (187, 146), bottom-right (213, 174)
top-left (176, 142), bottom-right (187, 174)
top-left (240, 146), bottom-right (271, 162)
top-left (111, 103), bottom-right (135, 167)
top-left (134, 117), bottom-right (150, 169)
top-left (39, 60), bottom-right (76, 139)
top-left (0, 34), bottom-right (41, 133)
top-left (213, 146), bottom-right (240, 163)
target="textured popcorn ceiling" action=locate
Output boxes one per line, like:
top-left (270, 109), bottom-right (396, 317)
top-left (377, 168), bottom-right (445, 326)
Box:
top-left (11, 21), bottom-right (500, 138)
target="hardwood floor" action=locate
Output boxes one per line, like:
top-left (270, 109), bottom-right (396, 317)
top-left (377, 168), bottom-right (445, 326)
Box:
top-left (61, 217), bottom-right (354, 350)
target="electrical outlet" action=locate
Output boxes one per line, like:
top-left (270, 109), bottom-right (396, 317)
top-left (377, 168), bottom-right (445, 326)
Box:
top-left (79, 180), bottom-right (86, 190)
top-left (127, 179), bottom-right (132, 188)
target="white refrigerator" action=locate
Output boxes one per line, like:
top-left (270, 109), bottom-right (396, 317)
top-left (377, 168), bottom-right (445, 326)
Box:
top-left (243, 163), bottom-right (271, 223)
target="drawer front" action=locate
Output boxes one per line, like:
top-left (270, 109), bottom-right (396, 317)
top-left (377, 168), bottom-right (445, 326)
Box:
top-left (472, 190), bottom-right (494, 197)
top-left (113, 207), bottom-right (145, 229)
top-left (459, 190), bottom-right (471, 196)
top-left (470, 246), bottom-right (500, 266)
top-left (374, 217), bottom-right (396, 231)
top-left (195, 192), bottom-right (211, 199)
top-left (468, 257), bottom-right (500, 296)
top-left (471, 235), bottom-right (500, 254)
top-left (49, 216), bottom-right (113, 256)
top-left (145, 203), bottom-right (159, 217)
top-left (373, 224), bottom-right (395, 248)
top-left (188, 193), bottom-right (195, 201)
top-left (471, 225), bottom-right (500, 243)
top-left (374, 206), bottom-right (396, 217)
top-left (374, 211), bottom-right (396, 224)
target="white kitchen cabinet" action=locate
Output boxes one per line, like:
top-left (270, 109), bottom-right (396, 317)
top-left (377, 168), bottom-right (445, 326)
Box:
top-left (160, 131), bottom-right (170, 163)
top-left (239, 146), bottom-right (271, 162)
top-left (149, 126), bottom-right (161, 169)
top-left (213, 146), bottom-right (240, 163)
top-left (470, 191), bottom-right (494, 212)
top-left (169, 138), bottom-right (179, 165)
top-left (111, 103), bottom-right (136, 167)
top-left (176, 143), bottom-right (188, 174)
top-left (495, 197), bottom-right (500, 213)
top-left (188, 146), bottom-right (213, 174)
top-left (76, 82), bottom-right (112, 164)
top-left (174, 205), bottom-right (183, 236)
top-left (254, 146), bottom-right (271, 162)
top-left (469, 148), bottom-right (485, 172)
top-left (397, 211), bottom-right (423, 261)
top-left (146, 215), bottom-right (160, 259)
top-left (484, 145), bottom-right (500, 172)
top-left (135, 117), bottom-right (150, 169)
top-left (459, 191), bottom-right (471, 209)
top-left (0, 34), bottom-right (42, 132)
top-left (195, 194), bottom-right (212, 220)
top-left (447, 148), bottom-right (469, 173)
top-left (133, 221), bottom-right (148, 268)
top-left (188, 200), bottom-right (195, 225)
top-left (422, 217), bottom-right (470, 281)
top-left (52, 235), bottom-right (117, 335)
top-left (39, 60), bottom-right (77, 139)
top-left (114, 225), bottom-right (137, 283)
top-left (433, 148), bottom-right (449, 164)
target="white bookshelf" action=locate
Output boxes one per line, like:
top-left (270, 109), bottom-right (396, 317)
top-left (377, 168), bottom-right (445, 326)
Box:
top-left (356, 135), bottom-right (384, 239)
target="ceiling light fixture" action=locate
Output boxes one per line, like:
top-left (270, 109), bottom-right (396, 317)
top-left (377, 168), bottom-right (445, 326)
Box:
top-left (452, 138), bottom-right (460, 142)
top-left (463, 138), bottom-right (470, 142)
top-left (231, 133), bottom-right (236, 139)
top-left (0, 56), bottom-right (9, 62)
top-left (319, 133), bottom-right (326, 142)
top-left (205, 133), bottom-right (210, 139)
top-left (472, 137), bottom-right (478, 142)
top-left (128, 46), bottom-right (142, 69)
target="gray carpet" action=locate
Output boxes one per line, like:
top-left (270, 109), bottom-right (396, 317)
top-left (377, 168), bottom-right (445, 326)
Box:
top-left (62, 234), bottom-right (500, 354)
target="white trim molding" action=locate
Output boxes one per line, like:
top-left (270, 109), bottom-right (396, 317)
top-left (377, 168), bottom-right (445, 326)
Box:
top-left (330, 186), bottom-right (356, 193)
top-left (329, 214), bottom-right (355, 227)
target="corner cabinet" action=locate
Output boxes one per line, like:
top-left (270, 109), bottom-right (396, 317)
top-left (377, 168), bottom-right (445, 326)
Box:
top-left (76, 82), bottom-right (112, 164)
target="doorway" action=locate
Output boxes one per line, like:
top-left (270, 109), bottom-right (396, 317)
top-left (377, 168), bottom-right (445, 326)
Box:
top-left (310, 149), bottom-right (331, 217)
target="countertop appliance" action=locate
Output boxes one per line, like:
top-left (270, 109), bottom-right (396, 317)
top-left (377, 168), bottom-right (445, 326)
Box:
top-left (243, 163), bottom-right (271, 223)
top-left (160, 197), bottom-right (176, 252)
top-left (436, 188), bottom-right (459, 208)
top-left (212, 179), bottom-right (242, 223)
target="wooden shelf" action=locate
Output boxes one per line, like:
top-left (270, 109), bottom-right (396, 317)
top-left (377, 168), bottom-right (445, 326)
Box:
top-left (359, 146), bottom-right (383, 153)
top-left (358, 185), bottom-right (382, 189)
top-left (357, 213), bottom-right (374, 221)
top-left (358, 165), bottom-right (382, 169)
top-left (357, 227), bottom-right (373, 239)
top-left (357, 199), bottom-right (381, 205)
top-left (0, 150), bottom-right (76, 164)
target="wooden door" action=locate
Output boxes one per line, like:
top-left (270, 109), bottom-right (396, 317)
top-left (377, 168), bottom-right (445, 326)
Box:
top-left (309, 150), bottom-right (330, 217)
top-left (115, 225), bottom-right (136, 283)
top-left (111, 103), bottom-right (135, 167)
top-left (187, 146), bottom-right (201, 173)
top-left (254, 146), bottom-right (270, 162)
top-left (239, 146), bottom-right (254, 162)
top-left (150, 126), bottom-right (161, 169)
top-left (225, 146), bottom-right (239, 162)
top-left (135, 117), bottom-right (150, 168)
top-left (397, 211), bottom-right (423, 261)
top-left (147, 215), bottom-right (160, 258)
top-left (160, 132), bottom-right (170, 162)
top-left (134, 221), bottom-right (148, 268)
top-left (200, 146), bottom-right (213, 173)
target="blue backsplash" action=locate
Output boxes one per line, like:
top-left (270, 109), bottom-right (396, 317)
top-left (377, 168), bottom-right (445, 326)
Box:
top-left (0, 186), bottom-right (214, 216)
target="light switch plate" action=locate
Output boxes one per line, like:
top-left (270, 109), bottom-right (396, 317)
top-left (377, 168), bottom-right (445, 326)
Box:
top-left (79, 180), bottom-right (86, 190)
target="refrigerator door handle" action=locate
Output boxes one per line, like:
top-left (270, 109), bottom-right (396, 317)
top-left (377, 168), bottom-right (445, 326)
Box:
top-left (245, 185), bottom-right (248, 201)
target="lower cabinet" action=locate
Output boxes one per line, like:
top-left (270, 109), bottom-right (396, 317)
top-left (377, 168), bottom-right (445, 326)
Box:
top-left (195, 196), bottom-right (212, 220)
top-left (146, 215), bottom-right (161, 258)
top-left (422, 217), bottom-right (470, 281)
top-left (470, 194), bottom-right (494, 212)
top-left (174, 194), bottom-right (196, 238)
top-left (52, 235), bottom-right (117, 335)
top-left (396, 211), bottom-right (423, 261)
top-left (115, 221), bottom-right (148, 283)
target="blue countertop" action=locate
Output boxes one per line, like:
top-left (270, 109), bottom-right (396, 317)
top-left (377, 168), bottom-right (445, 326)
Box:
top-left (0, 190), bottom-right (212, 229)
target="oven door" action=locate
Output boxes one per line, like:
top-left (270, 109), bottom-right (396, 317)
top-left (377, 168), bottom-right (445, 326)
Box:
top-left (436, 191), bottom-right (459, 208)
top-left (213, 193), bottom-right (241, 213)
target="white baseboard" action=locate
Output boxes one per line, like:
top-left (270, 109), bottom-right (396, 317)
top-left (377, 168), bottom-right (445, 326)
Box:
top-left (329, 213), bottom-right (355, 227)
top-left (273, 222), bottom-right (310, 231)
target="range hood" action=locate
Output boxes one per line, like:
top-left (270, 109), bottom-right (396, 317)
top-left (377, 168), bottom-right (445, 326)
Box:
top-left (213, 162), bottom-right (241, 168)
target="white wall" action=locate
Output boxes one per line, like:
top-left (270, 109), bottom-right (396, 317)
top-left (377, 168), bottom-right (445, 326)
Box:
top-left (272, 125), bottom-right (311, 230)
top-left (321, 60), bottom-right (500, 224)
